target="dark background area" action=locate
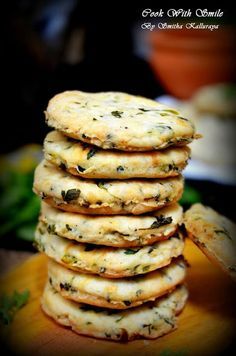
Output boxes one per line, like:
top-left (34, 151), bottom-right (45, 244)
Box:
top-left (2, 1), bottom-right (164, 154)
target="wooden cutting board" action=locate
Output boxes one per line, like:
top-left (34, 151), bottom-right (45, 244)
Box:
top-left (1, 239), bottom-right (236, 355)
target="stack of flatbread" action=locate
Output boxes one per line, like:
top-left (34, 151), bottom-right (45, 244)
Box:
top-left (33, 91), bottom-right (199, 341)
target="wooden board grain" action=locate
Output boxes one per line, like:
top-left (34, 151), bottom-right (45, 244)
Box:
top-left (1, 239), bottom-right (236, 355)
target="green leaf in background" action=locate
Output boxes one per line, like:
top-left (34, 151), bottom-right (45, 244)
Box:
top-left (0, 145), bottom-right (42, 242)
top-left (16, 224), bottom-right (38, 242)
top-left (0, 289), bottom-right (30, 325)
top-left (0, 194), bottom-right (40, 237)
top-left (0, 172), bottom-right (40, 241)
top-left (180, 184), bottom-right (202, 206)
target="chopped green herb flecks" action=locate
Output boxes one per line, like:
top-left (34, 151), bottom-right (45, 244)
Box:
top-left (160, 270), bottom-right (172, 281)
top-left (87, 148), bottom-right (97, 160)
top-left (155, 125), bottom-right (173, 133)
top-left (65, 224), bottom-right (72, 231)
top-left (164, 317), bottom-right (175, 327)
top-left (116, 166), bottom-right (124, 172)
top-left (155, 194), bottom-right (161, 202)
top-left (38, 226), bottom-right (44, 235)
top-left (96, 181), bottom-right (107, 190)
top-left (138, 108), bottom-right (162, 113)
top-left (62, 254), bottom-right (78, 264)
top-left (111, 111), bottom-right (123, 118)
top-left (142, 265), bottom-right (150, 272)
top-left (47, 224), bottom-right (56, 234)
top-left (61, 189), bottom-right (81, 202)
top-left (160, 113), bottom-right (169, 117)
top-left (136, 289), bottom-right (143, 297)
top-left (77, 165), bottom-right (86, 173)
top-left (0, 289), bottom-right (30, 325)
top-left (59, 282), bottom-right (77, 293)
top-left (150, 215), bottom-right (172, 229)
top-left (178, 116), bottom-right (189, 122)
top-left (142, 323), bottom-right (152, 334)
top-left (214, 229), bottom-right (232, 240)
top-left (115, 316), bottom-right (124, 323)
top-left (163, 109), bottom-right (179, 115)
top-left (33, 239), bottom-right (45, 252)
top-left (124, 248), bottom-right (140, 255)
top-left (40, 192), bottom-right (47, 199)
top-left (166, 163), bottom-right (179, 172)
top-left (138, 108), bottom-right (151, 112)
top-left (133, 264), bottom-right (140, 273)
top-left (177, 261), bottom-right (186, 269)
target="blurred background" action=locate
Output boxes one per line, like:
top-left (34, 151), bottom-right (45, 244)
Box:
top-left (1, 1), bottom-right (236, 259)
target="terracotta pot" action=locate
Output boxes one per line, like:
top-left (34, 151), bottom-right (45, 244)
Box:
top-left (148, 27), bottom-right (236, 99)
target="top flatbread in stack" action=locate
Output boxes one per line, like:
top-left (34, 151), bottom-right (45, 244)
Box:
top-left (45, 91), bottom-right (197, 151)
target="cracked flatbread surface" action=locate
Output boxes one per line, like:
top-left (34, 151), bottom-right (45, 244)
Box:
top-left (39, 202), bottom-right (183, 247)
top-left (33, 160), bottom-right (183, 215)
top-left (48, 258), bottom-right (187, 309)
top-left (35, 223), bottom-right (185, 278)
top-left (44, 130), bottom-right (190, 179)
top-left (41, 282), bottom-right (188, 341)
top-left (45, 91), bottom-right (196, 151)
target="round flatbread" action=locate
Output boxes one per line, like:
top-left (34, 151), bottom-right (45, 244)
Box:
top-left (33, 160), bottom-right (184, 215)
top-left (48, 258), bottom-right (187, 309)
top-left (40, 202), bottom-right (183, 247)
top-left (44, 131), bottom-right (191, 179)
top-left (35, 223), bottom-right (185, 278)
top-left (41, 282), bottom-right (188, 341)
top-left (45, 91), bottom-right (196, 151)
top-left (184, 203), bottom-right (236, 281)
